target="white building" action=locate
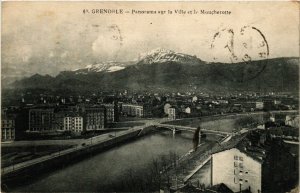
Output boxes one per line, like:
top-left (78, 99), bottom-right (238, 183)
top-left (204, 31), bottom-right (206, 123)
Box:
top-left (255, 102), bottom-right (264, 110)
top-left (1, 118), bottom-right (15, 141)
top-left (164, 103), bottom-right (172, 115)
top-left (167, 108), bottom-right (177, 120)
top-left (212, 148), bottom-right (263, 193)
top-left (285, 115), bottom-right (299, 128)
top-left (185, 107), bottom-right (191, 114)
top-left (64, 116), bottom-right (83, 133)
top-left (192, 96), bottom-right (198, 102)
top-left (274, 100), bottom-right (281, 105)
top-left (122, 104), bottom-right (144, 117)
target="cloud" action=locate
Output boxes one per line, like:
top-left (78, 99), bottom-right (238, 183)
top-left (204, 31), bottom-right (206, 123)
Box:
top-left (1, 2), bottom-right (299, 76)
top-left (92, 25), bottom-right (123, 61)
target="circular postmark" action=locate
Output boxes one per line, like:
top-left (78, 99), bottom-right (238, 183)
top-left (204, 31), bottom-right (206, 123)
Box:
top-left (211, 26), bottom-right (269, 83)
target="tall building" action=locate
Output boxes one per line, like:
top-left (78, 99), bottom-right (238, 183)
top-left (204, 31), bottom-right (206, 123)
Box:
top-left (103, 103), bottom-right (119, 123)
top-left (142, 103), bottom-right (153, 118)
top-left (83, 106), bottom-right (106, 130)
top-left (167, 107), bottom-right (177, 120)
top-left (212, 147), bottom-right (262, 193)
top-left (1, 115), bottom-right (16, 141)
top-left (64, 116), bottom-right (83, 133)
top-left (211, 131), bottom-right (297, 193)
top-left (29, 109), bottom-right (55, 132)
top-left (122, 104), bottom-right (144, 117)
top-left (53, 111), bottom-right (70, 131)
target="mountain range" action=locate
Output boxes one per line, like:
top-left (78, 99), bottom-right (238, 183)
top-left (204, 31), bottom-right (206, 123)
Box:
top-left (5, 48), bottom-right (300, 93)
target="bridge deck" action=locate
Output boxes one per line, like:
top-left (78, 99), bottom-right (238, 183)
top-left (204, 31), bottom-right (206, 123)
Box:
top-left (155, 123), bottom-right (231, 135)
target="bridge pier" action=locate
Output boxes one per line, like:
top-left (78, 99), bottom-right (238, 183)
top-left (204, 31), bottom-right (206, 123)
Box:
top-left (172, 129), bottom-right (176, 136)
top-left (199, 130), bottom-right (201, 144)
top-left (172, 128), bottom-right (182, 136)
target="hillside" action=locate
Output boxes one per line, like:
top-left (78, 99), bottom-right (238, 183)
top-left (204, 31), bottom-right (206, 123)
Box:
top-left (11, 57), bottom-right (299, 93)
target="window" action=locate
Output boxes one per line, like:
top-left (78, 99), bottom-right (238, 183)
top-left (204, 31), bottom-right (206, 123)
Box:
top-left (234, 155), bottom-right (238, 160)
top-left (239, 179), bottom-right (243, 184)
top-left (239, 163), bottom-right (244, 169)
top-left (234, 162), bottom-right (238, 167)
top-left (239, 156), bottom-right (243, 161)
top-left (245, 180), bottom-right (248, 183)
top-left (234, 177), bottom-right (238, 184)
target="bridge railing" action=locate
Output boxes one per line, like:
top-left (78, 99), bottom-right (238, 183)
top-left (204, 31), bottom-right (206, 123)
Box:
top-left (154, 124), bottom-right (231, 135)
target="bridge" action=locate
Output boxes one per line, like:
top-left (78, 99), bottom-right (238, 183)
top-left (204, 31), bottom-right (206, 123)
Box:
top-left (153, 123), bottom-right (231, 136)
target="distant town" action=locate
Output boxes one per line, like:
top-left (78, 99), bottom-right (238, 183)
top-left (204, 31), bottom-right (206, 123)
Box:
top-left (2, 90), bottom-right (299, 141)
top-left (1, 89), bottom-right (299, 193)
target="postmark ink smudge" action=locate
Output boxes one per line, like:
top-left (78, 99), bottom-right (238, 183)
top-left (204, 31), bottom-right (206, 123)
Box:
top-left (211, 25), bottom-right (269, 83)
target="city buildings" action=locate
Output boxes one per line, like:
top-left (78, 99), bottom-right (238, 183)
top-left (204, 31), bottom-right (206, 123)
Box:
top-left (120, 103), bottom-right (154, 118)
top-left (29, 108), bottom-right (55, 132)
top-left (1, 90), bottom-right (299, 139)
top-left (122, 104), bottom-right (144, 117)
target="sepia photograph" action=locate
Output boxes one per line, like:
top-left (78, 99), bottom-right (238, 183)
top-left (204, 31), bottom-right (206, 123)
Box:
top-left (1, 1), bottom-right (299, 193)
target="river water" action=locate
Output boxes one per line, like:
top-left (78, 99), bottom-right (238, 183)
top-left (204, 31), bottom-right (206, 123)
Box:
top-left (12, 131), bottom-right (215, 192)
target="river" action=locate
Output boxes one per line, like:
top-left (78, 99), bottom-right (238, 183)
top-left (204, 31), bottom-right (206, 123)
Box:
top-left (11, 130), bottom-right (217, 192)
top-left (8, 111), bottom-right (297, 192)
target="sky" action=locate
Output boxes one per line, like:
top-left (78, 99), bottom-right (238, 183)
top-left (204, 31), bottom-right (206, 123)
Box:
top-left (2, 1), bottom-right (299, 75)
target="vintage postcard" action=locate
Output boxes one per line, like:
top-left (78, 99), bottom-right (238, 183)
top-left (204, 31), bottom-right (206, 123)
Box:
top-left (1, 1), bottom-right (299, 193)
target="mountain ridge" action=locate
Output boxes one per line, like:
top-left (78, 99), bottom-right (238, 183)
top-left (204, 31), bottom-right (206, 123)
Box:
top-left (9, 56), bottom-right (299, 93)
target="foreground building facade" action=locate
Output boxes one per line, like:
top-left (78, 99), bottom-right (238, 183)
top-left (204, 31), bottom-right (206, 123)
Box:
top-left (212, 148), bottom-right (262, 193)
top-left (211, 130), bottom-right (298, 193)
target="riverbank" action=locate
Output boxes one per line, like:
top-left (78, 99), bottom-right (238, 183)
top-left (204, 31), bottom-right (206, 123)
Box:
top-left (1, 128), bottom-right (142, 189)
top-left (163, 110), bottom-right (298, 132)
top-left (7, 130), bottom-right (197, 192)
top-left (1, 145), bottom-right (74, 168)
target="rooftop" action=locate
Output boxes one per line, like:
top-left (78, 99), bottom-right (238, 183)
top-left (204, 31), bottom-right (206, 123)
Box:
top-left (212, 130), bottom-right (268, 163)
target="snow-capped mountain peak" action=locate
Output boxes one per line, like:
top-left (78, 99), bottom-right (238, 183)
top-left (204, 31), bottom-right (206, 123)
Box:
top-left (72, 48), bottom-right (202, 75)
top-left (137, 48), bottom-right (202, 65)
top-left (74, 61), bottom-right (134, 74)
